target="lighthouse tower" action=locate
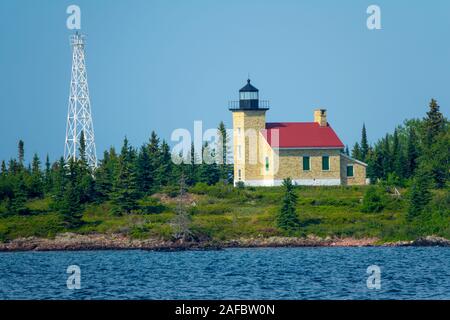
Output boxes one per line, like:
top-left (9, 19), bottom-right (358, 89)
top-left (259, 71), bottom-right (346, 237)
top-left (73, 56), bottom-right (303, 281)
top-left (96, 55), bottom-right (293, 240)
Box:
top-left (229, 79), bottom-right (270, 185)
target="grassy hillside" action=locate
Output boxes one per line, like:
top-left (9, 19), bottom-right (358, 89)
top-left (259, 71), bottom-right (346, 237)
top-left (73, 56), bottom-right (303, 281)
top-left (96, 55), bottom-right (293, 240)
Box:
top-left (0, 184), bottom-right (448, 243)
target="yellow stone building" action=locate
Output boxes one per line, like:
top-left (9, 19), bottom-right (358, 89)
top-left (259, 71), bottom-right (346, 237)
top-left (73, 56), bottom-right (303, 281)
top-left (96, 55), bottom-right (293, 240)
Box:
top-left (229, 80), bottom-right (368, 186)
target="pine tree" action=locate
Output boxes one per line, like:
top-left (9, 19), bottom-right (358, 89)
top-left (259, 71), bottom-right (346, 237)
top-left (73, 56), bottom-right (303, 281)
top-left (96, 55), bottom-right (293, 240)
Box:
top-left (277, 178), bottom-right (300, 231)
top-left (421, 99), bottom-right (448, 188)
top-left (29, 153), bottom-right (44, 198)
top-left (405, 128), bottom-right (419, 178)
top-left (111, 137), bottom-right (140, 214)
top-left (345, 145), bottom-right (350, 156)
top-left (60, 158), bottom-right (83, 228)
top-left (427, 129), bottom-right (449, 188)
top-left (156, 140), bottom-right (173, 187)
top-left (53, 157), bottom-right (67, 207)
top-left (94, 149), bottom-right (117, 201)
top-left (147, 131), bottom-right (161, 188)
top-left (7, 173), bottom-right (28, 215)
top-left (381, 134), bottom-right (392, 178)
top-left (351, 142), bottom-right (361, 160)
top-left (44, 154), bottom-right (53, 193)
top-left (18, 140), bottom-right (24, 168)
top-left (424, 99), bottom-right (445, 146)
top-left (360, 123), bottom-right (369, 162)
top-left (77, 131), bottom-right (95, 203)
top-left (392, 129), bottom-right (404, 180)
top-left (217, 121), bottom-right (231, 183)
top-left (185, 142), bottom-right (199, 186)
top-left (1, 160), bottom-right (6, 176)
top-left (407, 167), bottom-right (432, 221)
top-left (136, 144), bottom-right (153, 193)
top-left (198, 142), bottom-right (220, 185)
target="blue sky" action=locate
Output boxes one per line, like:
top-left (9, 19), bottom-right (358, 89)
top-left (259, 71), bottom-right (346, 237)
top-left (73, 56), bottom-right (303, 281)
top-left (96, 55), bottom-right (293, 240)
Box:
top-left (0, 0), bottom-right (449, 163)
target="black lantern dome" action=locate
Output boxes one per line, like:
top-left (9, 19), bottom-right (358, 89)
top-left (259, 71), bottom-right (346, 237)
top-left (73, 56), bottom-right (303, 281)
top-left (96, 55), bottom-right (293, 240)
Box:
top-left (239, 79), bottom-right (259, 109)
top-left (229, 79), bottom-right (269, 111)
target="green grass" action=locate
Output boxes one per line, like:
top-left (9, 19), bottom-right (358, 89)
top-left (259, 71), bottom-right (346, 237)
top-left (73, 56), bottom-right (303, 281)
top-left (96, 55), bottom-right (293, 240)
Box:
top-left (0, 185), bottom-right (448, 242)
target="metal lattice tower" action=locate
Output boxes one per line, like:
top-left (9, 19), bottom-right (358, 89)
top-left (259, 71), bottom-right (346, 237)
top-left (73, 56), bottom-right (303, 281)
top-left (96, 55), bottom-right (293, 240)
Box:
top-left (64, 32), bottom-right (97, 168)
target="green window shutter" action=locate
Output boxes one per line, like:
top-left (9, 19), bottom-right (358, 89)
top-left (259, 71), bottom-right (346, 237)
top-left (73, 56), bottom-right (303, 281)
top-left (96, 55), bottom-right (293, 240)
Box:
top-left (347, 165), bottom-right (354, 177)
top-left (265, 157), bottom-right (269, 171)
top-left (322, 156), bottom-right (330, 170)
top-left (303, 156), bottom-right (310, 171)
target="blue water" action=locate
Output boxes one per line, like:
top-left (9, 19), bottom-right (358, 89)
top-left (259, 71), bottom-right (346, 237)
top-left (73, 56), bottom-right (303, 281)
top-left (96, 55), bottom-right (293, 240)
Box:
top-left (0, 247), bottom-right (449, 299)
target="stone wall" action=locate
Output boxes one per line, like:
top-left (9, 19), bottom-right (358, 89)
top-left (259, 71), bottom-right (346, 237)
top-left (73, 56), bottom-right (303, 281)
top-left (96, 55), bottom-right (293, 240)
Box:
top-left (340, 154), bottom-right (367, 185)
top-left (274, 148), bottom-right (342, 182)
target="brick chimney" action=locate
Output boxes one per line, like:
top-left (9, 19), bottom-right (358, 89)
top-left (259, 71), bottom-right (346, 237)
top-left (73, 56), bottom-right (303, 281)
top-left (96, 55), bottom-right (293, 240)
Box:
top-left (314, 109), bottom-right (327, 127)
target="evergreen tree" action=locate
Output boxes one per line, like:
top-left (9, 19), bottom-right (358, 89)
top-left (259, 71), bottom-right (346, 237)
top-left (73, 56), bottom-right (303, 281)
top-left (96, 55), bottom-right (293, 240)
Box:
top-left (407, 167), bottom-right (432, 221)
top-left (345, 145), bottom-right (350, 156)
top-left (277, 178), bottom-right (300, 231)
top-left (351, 142), bottom-right (361, 160)
top-left (424, 99), bottom-right (445, 146)
top-left (185, 142), bottom-right (199, 186)
top-left (360, 124), bottom-right (369, 162)
top-left (7, 173), bottom-right (28, 215)
top-left (148, 131), bottom-right (161, 186)
top-left (77, 131), bottom-right (95, 203)
top-left (18, 140), bottom-right (24, 167)
top-left (60, 159), bottom-right (83, 228)
top-left (198, 142), bottom-right (220, 185)
top-left (392, 129), bottom-right (404, 180)
top-left (421, 99), bottom-right (448, 188)
top-left (79, 131), bottom-right (87, 162)
top-left (1, 160), bottom-right (6, 176)
top-left (427, 129), bottom-right (449, 188)
top-left (111, 137), bottom-right (139, 214)
top-left (405, 128), bottom-right (419, 178)
top-left (53, 157), bottom-right (67, 209)
top-left (136, 144), bottom-right (153, 194)
top-left (29, 153), bottom-right (44, 198)
top-left (156, 140), bottom-right (173, 187)
top-left (217, 121), bottom-right (231, 182)
top-left (381, 134), bottom-right (392, 178)
top-left (94, 149), bottom-right (117, 201)
top-left (44, 154), bottom-right (53, 193)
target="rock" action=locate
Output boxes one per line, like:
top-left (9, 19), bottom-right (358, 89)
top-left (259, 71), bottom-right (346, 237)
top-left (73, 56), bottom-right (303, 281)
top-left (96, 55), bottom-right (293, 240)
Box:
top-left (411, 236), bottom-right (450, 247)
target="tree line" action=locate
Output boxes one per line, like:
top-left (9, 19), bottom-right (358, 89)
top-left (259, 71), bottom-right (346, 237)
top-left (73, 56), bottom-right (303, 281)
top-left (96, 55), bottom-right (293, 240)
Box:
top-left (348, 98), bottom-right (448, 220)
top-left (0, 122), bottom-right (232, 227)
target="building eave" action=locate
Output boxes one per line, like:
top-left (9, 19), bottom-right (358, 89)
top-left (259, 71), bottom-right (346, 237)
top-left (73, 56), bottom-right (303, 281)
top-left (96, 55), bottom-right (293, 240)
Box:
top-left (340, 152), bottom-right (368, 167)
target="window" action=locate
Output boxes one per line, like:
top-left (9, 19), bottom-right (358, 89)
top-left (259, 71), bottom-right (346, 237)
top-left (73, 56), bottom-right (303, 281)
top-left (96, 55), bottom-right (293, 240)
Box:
top-left (347, 165), bottom-right (354, 177)
top-left (302, 156), bottom-right (310, 171)
top-left (322, 156), bottom-right (330, 171)
top-left (265, 157), bottom-right (269, 172)
top-left (238, 169), bottom-right (242, 180)
top-left (240, 91), bottom-right (258, 100)
top-left (238, 145), bottom-right (242, 159)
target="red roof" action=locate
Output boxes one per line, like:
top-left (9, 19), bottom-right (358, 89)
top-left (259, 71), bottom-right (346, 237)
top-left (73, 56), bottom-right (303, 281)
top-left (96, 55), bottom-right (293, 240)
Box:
top-left (262, 122), bottom-right (344, 149)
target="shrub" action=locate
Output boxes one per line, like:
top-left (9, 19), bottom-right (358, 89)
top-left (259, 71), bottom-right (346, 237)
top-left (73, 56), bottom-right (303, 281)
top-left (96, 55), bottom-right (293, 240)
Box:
top-left (361, 185), bottom-right (385, 213)
top-left (236, 181), bottom-right (245, 189)
top-left (161, 185), bottom-right (179, 198)
top-left (138, 197), bottom-right (166, 214)
top-left (189, 182), bottom-right (210, 195)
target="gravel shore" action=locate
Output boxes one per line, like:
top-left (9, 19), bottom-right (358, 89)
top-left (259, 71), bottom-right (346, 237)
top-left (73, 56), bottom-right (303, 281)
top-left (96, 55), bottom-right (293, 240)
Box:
top-left (0, 233), bottom-right (449, 252)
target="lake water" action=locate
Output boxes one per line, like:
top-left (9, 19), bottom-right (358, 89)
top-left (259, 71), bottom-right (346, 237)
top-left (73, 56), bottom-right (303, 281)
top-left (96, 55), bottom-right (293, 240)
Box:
top-left (0, 247), bottom-right (449, 299)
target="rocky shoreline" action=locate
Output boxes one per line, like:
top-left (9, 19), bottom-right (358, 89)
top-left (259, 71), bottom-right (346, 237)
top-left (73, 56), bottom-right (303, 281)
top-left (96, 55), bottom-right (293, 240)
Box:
top-left (0, 233), bottom-right (449, 252)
